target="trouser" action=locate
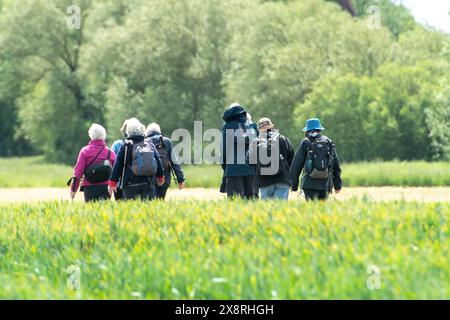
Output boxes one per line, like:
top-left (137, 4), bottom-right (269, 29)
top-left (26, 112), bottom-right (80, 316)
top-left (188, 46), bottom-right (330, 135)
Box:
top-left (260, 183), bottom-right (290, 200)
top-left (114, 188), bottom-right (124, 201)
top-left (124, 182), bottom-right (155, 201)
top-left (83, 185), bottom-right (111, 203)
top-left (303, 189), bottom-right (328, 201)
top-left (155, 173), bottom-right (171, 200)
top-left (225, 175), bottom-right (258, 199)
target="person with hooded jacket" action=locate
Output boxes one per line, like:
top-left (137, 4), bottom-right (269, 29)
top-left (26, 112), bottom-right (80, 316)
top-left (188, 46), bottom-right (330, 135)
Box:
top-left (289, 118), bottom-right (342, 201)
top-left (221, 103), bottom-right (258, 199)
top-left (108, 118), bottom-right (165, 200)
top-left (146, 122), bottom-right (185, 199)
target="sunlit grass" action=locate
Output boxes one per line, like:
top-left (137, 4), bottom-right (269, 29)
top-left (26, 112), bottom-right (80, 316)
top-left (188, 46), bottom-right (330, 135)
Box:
top-left (0, 157), bottom-right (449, 188)
top-left (0, 200), bottom-right (448, 299)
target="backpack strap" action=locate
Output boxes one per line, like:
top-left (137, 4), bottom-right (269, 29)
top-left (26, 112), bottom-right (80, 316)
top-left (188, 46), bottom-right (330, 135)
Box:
top-left (159, 136), bottom-right (165, 149)
top-left (87, 147), bottom-right (106, 168)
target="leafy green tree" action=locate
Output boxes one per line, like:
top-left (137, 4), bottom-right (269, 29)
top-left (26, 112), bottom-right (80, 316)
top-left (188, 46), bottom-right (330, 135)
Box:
top-left (0, 0), bottom-right (98, 163)
top-left (83, 0), bottom-right (247, 139)
top-left (353, 0), bottom-right (416, 37)
top-left (226, 0), bottom-right (392, 142)
top-left (294, 60), bottom-right (450, 161)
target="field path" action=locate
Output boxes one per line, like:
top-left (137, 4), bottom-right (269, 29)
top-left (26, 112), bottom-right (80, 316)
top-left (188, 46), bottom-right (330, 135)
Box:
top-left (0, 187), bottom-right (449, 203)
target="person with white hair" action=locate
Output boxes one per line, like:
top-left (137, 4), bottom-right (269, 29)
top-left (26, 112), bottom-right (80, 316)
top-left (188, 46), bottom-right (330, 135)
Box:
top-left (109, 118), bottom-right (165, 200)
top-left (109, 118), bottom-right (133, 201)
top-left (146, 122), bottom-right (185, 199)
top-left (70, 123), bottom-right (116, 202)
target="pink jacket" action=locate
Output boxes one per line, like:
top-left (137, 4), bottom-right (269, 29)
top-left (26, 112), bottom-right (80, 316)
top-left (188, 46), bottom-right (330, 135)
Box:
top-left (71, 139), bottom-right (116, 192)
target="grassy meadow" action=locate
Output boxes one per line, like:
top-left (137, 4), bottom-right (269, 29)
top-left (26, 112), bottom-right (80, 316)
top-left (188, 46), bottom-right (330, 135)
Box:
top-left (0, 200), bottom-right (448, 299)
top-left (0, 157), bottom-right (449, 188)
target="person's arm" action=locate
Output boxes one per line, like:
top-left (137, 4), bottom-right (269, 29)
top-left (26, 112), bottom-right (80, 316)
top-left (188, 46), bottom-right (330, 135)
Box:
top-left (109, 144), bottom-right (126, 187)
top-left (289, 139), bottom-right (308, 192)
top-left (167, 139), bottom-right (185, 183)
top-left (109, 148), bottom-right (117, 167)
top-left (331, 142), bottom-right (342, 192)
top-left (71, 148), bottom-right (87, 195)
top-left (285, 137), bottom-right (295, 166)
top-left (247, 137), bottom-right (259, 167)
top-left (151, 143), bottom-right (165, 186)
top-left (220, 125), bottom-right (227, 170)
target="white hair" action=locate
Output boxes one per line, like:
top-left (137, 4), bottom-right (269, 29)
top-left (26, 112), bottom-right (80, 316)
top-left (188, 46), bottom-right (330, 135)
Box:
top-left (88, 123), bottom-right (106, 141)
top-left (146, 122), bottom-right (161, 136)
top-left (126, 118), bottom-right (145, 137)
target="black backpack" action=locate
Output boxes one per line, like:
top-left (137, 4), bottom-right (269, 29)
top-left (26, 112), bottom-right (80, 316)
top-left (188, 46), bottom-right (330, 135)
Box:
top-left (154, 136), bottom-right (171, 171)
top-left (84, 148), bottom-right (113, 183)
top-left (305, 135), bottom-right (334, 180)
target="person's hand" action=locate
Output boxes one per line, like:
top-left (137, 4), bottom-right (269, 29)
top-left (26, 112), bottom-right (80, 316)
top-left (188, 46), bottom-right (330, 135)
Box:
top-left (156, 176), bottom-right (165, 187)
top-left (70, 191), bottom-right (76, 200)
top-left (108, 185), bottom-right (116, 196)
top-left (335, 188), bottom-right (342, 194)
top-left (108, 181), bottom-right (117, 195)
top-left (178, 182), bottom-right (185, 190)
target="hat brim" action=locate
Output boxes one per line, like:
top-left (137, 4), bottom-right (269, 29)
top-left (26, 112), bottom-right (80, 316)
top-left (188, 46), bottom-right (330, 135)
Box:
top-left (303, 126), bottom-right (325, 132)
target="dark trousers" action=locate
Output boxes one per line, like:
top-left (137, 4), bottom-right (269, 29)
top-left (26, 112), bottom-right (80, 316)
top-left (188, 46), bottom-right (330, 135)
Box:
top-left (84, 185), bottom-right (111, 203)
top-left (225, 175), bottom-right (258, 199)
top-left (124, 183), bottom-right (155, 201)
top-left (114, 188), bottom-right (124, 201)
top-left (155, 173), bottom-right (171, 200)
top-left (303, 189), bottom-right (328, 201)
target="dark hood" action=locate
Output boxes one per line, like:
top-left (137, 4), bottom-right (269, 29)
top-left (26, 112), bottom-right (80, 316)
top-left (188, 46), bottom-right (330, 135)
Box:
top-left (223, 105), bottom-right (247, 122)
top-left (147, 130), bottom-right (161, 138)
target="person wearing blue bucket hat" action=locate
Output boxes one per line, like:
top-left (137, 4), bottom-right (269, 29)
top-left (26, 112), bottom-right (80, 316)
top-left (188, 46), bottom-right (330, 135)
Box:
top-left (303, 118), bottom-right (325, 132)
top-left (289, 118), bottom-right (342, 200)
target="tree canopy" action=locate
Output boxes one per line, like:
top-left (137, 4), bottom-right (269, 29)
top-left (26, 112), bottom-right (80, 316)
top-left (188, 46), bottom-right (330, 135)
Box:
top-left (0, 0), bottom-right (449, 163)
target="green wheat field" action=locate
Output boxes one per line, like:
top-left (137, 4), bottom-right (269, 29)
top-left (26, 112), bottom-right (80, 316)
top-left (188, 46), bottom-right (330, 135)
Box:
top-left (0, 200), bottom-right (448, 299)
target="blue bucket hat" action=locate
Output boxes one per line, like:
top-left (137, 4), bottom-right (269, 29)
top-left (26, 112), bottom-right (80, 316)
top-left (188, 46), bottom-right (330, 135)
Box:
top-left (303, 118), bottom-right (325, 132)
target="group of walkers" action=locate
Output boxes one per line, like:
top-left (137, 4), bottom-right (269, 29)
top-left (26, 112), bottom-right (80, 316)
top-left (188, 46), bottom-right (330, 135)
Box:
top-left (69, 103), bottom-right (342, 202)
top-left (69, 118), bottom-right (185, 202)
top-left (220, 103), bottom-right (342, 201)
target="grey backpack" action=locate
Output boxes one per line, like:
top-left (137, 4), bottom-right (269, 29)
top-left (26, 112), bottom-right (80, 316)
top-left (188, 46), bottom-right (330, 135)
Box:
top-left (129, 140), bottom-right (158, 176)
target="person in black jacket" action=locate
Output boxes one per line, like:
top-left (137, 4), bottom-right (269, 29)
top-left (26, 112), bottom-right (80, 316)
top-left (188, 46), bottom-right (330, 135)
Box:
top-left (289, 118), bottom-right (342, 201)
top-left (146, 122), bottom-right (185, 199)
top-left (248, 118), bottom-right (294, 200)
top-left (221, 103), bottom-right (258, 199)
top-left (108, 118), bottom-right (165, 200)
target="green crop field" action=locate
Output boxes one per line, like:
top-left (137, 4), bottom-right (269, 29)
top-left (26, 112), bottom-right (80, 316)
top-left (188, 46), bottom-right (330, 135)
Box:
top-left (0, 157), bottom-right (449, 188)
top-left (0, 200), bottom-right (448, 299)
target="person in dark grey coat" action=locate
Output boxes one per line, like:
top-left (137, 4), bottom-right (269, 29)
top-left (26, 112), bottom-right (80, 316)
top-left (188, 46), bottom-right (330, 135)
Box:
top-left (221, 103), bottom-right (258, 199)
top-left (289, 118), bottom-right (342, 200)
top-left (146, 123), bottom-right (185, 200)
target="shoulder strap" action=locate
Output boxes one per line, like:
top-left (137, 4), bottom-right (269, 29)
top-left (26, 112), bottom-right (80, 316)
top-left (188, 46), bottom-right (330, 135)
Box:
top-left (87, 147), bottom-right (106, 168)
top-left (159, 136), bottom-right (165, 149)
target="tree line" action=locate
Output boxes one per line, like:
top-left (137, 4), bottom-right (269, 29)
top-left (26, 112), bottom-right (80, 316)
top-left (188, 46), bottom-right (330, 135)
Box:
top-left (0, 0), bottom-right (449, 163)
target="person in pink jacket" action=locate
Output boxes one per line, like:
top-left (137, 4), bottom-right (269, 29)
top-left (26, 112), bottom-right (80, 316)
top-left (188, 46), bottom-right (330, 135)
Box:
top-left (70, 124), bottom-right (116, 202)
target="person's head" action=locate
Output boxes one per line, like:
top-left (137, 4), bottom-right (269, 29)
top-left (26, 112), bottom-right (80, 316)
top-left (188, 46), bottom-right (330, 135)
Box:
top-left (228, 102), bottom-right (241, 110)
top-left (125, 118), bottom-right (145, 137)
top-left (88, 123), bottom-right (106, 141)
top-left (258, 117), bottom-right (274, 133)
top-left (146, 122), bottom-right (162, 137)
top-left (120, 119), bottom-right (131, 138)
